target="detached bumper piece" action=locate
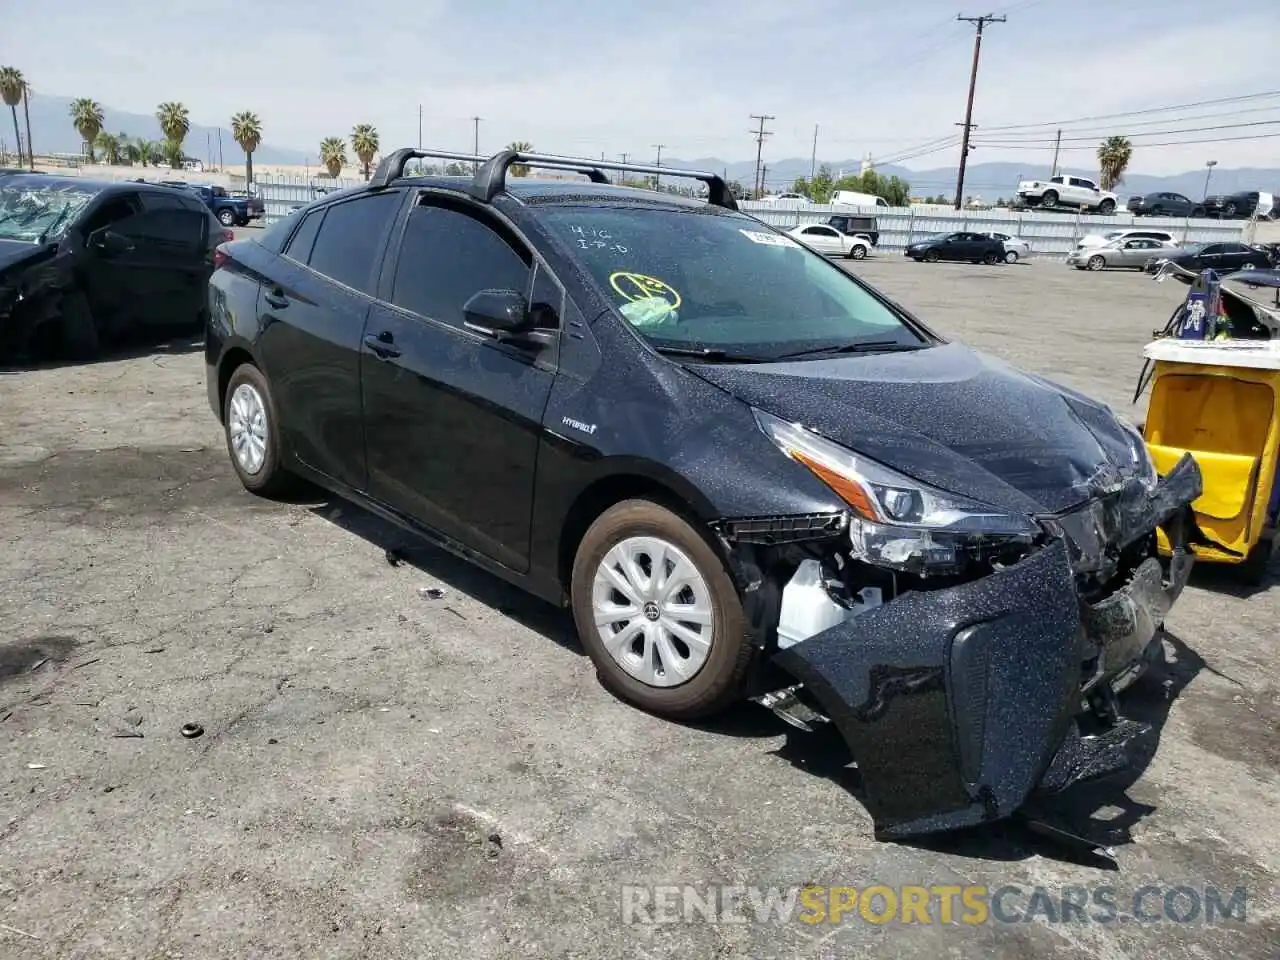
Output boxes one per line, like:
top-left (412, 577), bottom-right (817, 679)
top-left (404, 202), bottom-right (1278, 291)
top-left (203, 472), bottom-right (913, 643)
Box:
top-left (772, 457), bottom-right (1201, 840)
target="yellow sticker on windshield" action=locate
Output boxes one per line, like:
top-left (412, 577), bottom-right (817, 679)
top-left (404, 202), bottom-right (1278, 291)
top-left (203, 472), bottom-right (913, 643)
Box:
top-left (609, 272), bottom-right (682, 310)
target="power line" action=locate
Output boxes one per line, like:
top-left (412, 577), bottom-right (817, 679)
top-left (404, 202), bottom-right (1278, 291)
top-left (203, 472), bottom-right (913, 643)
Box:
top-left (953, 13), bottom-right (1006, 208)
top-left (749, 114), bottom-right (774, 198)
top-left (977, 89), bottom-right (1280, 134)
top-left (973, 118), bottom-right (1280, 145)
top-left (974, 130), bottom-right (1280, 152)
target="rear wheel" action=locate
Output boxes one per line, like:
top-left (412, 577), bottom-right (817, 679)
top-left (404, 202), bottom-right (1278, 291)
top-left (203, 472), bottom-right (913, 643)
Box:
top-left (571, 499), bottom-right (757, 721)
top-left (1224, 202), bottom-right (1239, 217)
top-left (222, 362), bottom-right (294, 497)
top-left (1087, 254), bottom-right (1106, 271)
top-left (982, 251), bottom-right (998, 265)
top-left (1238, 537), bottom-right (1274, 586)
top-left (217, 208), bottom-right (237, 227)
top-left (1191, 206), bottom-right (1206, 218)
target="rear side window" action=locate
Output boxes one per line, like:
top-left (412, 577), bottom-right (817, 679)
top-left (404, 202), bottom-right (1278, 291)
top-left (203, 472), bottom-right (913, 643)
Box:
top-left (305, 192), bottom-right (402, 294)
top-left (389, 201), bottom-right (531, 331)
top-left (283, 209), bottom-right (323, 263)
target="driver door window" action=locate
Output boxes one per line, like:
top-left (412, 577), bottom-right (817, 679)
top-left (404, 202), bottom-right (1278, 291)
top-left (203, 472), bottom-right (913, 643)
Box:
top-left (81, 192), bottom-right (143, 240)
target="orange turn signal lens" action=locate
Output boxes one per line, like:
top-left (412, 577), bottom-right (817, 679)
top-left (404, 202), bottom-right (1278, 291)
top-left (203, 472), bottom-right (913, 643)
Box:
top-left (790, 450), bottom-right (881, 521)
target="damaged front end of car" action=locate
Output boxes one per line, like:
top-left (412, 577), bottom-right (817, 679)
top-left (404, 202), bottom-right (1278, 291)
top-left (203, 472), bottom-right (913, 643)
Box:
top-left (713, 409), bottom-right (1203, 842)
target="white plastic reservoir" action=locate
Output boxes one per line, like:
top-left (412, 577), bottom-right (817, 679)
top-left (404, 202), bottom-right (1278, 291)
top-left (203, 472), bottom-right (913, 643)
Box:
top-left (776, 559), bottom-right (883, 650)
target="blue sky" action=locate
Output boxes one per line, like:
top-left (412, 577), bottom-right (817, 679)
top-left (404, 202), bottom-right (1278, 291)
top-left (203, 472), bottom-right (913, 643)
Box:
top-left (4, 0), bottom-right (1278, 173)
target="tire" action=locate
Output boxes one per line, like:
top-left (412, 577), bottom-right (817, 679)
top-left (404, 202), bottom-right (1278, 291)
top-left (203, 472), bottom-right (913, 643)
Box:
top-left (1097, 199), bottom-right (1116, 215)
top-left (222, 362), bottom-right (294, 497)
top-left (1087, 255), bottom-right (1106, 271)
top-left (1041, 190), bottom-right (1059, 207)
top-left (1149, 206), bottom-right (1163, 217)
top-left (570, 499), bottom-right (757, 721)
top-left (1004, 250), bottom-right (1019, 264)
top-left (982, 251), bottom-right (998, 265)
top-left (59, 290), bottom-right (101, 361)
top-left (1237, 537), bottom-right (1274, 587)
top-left (1190, 206), bottom-right (1206, 218)
top-left (1224, 202), bottom-right (1238, 218)
top-left (923, 249), bottom-right (940, 263)
top-left (217, 208), bottom-right (237, 227)
top-left (848, 244), bottom-right (867, 260)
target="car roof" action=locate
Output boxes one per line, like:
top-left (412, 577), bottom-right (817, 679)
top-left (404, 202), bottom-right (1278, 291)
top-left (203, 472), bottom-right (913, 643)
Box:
top-left (382, 174), bottom-right (717, 212)
top-left (0, 173), bottom-right (180, 197)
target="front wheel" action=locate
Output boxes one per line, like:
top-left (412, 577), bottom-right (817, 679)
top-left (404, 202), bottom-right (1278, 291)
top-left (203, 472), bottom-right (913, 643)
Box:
top-left (1041, 190), bottom-right (1059, 207)
top-left (1224, 202), bottom-right (1239, 218)
top-left (1087, 255), bottom-right (1106, 271)
top-left (571, 499), bottom-right (757, 721)
top-left (1004, 250), bottom-right (1020, 264)
top-left (848, 244), bottom-right (868, 260)
top-left (923, 249), bottom-right (940, 263)
top-left (217, 208), bottom-right (237, 227)
top-left (222, 362), bottom-right (294, 497)
top-left (1238, 537), bottom-right (1274, 587)
top-left (1097, 199), bottom-right (1116, 215)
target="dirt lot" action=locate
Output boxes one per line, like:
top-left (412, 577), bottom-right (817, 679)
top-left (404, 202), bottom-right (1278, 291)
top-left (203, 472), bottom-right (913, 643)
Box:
top-left (1, 255), bottom-right (1277, 959)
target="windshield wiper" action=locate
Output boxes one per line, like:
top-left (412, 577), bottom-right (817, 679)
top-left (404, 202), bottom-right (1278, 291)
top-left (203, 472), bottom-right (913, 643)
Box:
top-left (652, 345), bottom-right (762, 363)
top-left (771, 339), bottom-right (928, 361)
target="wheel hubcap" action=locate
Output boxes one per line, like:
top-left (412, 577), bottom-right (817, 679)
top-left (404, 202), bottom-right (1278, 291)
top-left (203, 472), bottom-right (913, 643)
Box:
top-left (591, 536), bottom-right (714, 688)
top-left (228, 383), bottom-right (268, 475)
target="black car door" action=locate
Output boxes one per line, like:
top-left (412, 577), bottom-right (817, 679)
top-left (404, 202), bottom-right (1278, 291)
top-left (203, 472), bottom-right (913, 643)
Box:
top-left (255, 190), bottom-right (404, 491)
top-left (359, 192), bottom-right (559, 572)
top-left (937, 233), bottom-right (964, 260)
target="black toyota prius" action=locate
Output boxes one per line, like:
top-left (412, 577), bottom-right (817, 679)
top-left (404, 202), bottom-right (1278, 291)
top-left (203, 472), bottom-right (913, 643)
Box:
top-left (206, 148), bottom-right (1203, 843)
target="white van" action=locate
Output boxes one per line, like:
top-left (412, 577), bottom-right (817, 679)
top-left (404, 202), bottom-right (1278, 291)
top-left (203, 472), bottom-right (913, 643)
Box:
top-left (830, 190), bottom-right (889, 209)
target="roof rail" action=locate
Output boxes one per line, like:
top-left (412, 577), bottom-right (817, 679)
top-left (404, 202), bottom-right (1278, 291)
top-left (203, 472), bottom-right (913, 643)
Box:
top-left (472, 150), bottom-right (738, 211)
top-left (370, 147), bottom-right (611, 191)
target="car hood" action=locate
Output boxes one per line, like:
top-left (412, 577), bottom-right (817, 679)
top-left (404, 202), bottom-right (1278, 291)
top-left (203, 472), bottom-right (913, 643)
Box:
top-left (685, 342), bottom-right (1140, 516)
top-left (0, 239), bottom-right (47, 274)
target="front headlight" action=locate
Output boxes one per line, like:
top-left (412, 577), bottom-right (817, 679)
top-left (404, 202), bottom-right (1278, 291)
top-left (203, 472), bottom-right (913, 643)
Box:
top-left (754, 409), bottom-right (1039, 537)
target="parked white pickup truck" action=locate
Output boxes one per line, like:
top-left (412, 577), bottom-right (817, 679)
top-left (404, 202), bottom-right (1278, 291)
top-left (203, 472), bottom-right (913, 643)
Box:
top-left (1016, 174), bottom-right (1118, 215)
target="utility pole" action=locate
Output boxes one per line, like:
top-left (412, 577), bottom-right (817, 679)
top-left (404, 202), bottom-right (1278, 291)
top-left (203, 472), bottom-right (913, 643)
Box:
top-left (810, 124), bottom-right (819, 180)
top-left (471, 116), bottom-right (482, 173)
top-left (953, 13), bottom-right (1005, 209)
top-left (216, 129), bottom-right (224, 171)
top-left (749, 114), bottom-right (774, 199)
top-left (418, 105), bottom-right (423, 149)
top-left (619, 153), bottom-right (629, 186)
top-left (652, 143), bottom-right (665, 190)
top-left (1050, 128), bottom-right (1061, 178)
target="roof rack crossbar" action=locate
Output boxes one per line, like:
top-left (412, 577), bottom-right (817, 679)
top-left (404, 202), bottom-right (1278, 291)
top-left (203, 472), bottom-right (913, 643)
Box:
top-left (370, 148), bottom-right (611, 190)
top-left (471, 150), bottom-right (738, 210)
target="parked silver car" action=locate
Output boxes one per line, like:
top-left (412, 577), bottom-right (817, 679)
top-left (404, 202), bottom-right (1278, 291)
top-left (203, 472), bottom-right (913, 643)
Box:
top-left (1067, 237), bottom-right (1178, 271)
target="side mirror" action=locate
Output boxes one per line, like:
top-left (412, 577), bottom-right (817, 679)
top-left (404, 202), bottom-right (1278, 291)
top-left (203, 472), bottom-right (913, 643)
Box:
top-left (89, 228), bottom-right (132, 257)
top-left (463, 289), bottom-right (532, 337)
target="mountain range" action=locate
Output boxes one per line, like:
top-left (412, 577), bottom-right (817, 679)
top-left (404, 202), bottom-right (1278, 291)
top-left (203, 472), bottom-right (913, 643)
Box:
top-left (10, 92), bottom-right (1279, 199)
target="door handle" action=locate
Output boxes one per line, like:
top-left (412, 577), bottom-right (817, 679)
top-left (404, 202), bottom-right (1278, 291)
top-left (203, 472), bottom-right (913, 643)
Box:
top-left (364, 331), bottom-right (401, 359)
top-left (265, 287), bottom-right (289, 309)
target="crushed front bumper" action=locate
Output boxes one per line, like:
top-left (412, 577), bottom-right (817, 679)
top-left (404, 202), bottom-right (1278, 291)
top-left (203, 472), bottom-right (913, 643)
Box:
top-left (771, 453), bottom-right (1201, 839)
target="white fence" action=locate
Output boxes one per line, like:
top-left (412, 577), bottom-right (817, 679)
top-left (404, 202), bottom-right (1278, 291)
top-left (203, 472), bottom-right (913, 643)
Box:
top-left (737, 201), bottom-right (1247, 260)
top-left (245, 174), bottom-right (1248, 258)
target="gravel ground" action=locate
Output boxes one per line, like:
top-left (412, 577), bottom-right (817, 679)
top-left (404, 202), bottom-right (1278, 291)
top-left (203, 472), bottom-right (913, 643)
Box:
top-left (1, 254), bottom-right (1277, 959)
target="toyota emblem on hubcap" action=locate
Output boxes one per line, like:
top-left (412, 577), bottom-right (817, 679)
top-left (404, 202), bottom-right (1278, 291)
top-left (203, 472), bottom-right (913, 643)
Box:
top-left (643, 601), bottom-right (661, 621)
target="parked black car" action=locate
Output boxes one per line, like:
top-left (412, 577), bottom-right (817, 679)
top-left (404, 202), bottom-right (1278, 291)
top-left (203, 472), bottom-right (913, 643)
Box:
top-left (826, 213), bottom-right (879, 246)
top-left (206, 147), bottom-right (1202, 842)
top-left (1126, 191), bottom-right (1206, 218)
top-left (904, 231), bottom-right (1005, 263)
top-left (1144, 240), bottom-right (1274, 274)
top-left (0, 174), bottom-right (230, 361)
top-left (1202, 191), bottom-right (1269, 219)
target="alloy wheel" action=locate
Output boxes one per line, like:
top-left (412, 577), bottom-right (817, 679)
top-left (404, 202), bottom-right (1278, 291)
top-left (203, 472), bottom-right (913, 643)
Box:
top-left (228, 383), bottom-right (268, 475)
top-left (591, 536), bottom-right (714, 688)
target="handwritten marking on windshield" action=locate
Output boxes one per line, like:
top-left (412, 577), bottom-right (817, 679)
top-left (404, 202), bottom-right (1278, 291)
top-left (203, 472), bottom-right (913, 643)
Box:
top-left (609, 272), bottom-right (682, 309)
top-left (739, 229), bottom-right (799, 248)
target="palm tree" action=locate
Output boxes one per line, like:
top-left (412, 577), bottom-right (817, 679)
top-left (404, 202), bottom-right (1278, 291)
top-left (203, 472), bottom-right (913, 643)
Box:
top-left (0, 66), bottom-right (25, 166)
top-left (156, 101), bottom-right (190, 169)
top-left (70, 98), bottom-right (105, 162)
top-left (231, 110), bottom-right (261, 187)
top-left (350, 124), bottom-right (379, 180)
top-left (319, 136), bottom-right (347, 177)
top-left (1097, 136), bottom-right (1133, 192)
top-left (95, 131), bottom-right (122, 165)
top-left (507, 140), bottom-right (533, 177)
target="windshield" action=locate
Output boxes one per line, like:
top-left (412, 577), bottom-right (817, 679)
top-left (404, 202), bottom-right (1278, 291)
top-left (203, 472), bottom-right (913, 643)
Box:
top-left (541, 207), bottom-right (924, 361)
top-left (0, 183), bottom-right (98, 243)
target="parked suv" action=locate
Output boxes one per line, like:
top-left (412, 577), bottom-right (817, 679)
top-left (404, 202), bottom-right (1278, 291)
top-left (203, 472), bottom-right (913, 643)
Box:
top-left (825, 213), bottom-right (879, 246)
top-left (205, 147), bottom-right (1201, 842)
